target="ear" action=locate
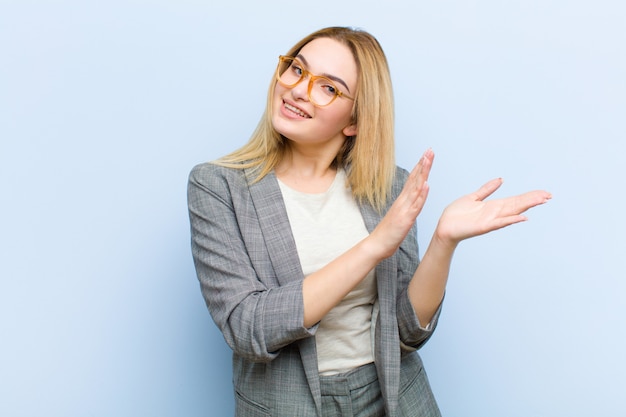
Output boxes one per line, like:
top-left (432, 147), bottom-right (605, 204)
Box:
top-left (343, 123), bottom-right (358, 137)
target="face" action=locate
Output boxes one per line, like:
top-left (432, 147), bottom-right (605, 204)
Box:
top-left (271, 37), bottom-right (358, 150)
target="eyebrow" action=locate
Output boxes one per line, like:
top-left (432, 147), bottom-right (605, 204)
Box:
top-left (296, 54), bottom-right (352, 93)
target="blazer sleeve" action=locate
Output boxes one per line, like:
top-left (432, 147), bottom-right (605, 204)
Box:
top-left (392, 167), bottom-right (443, 350)
top-left (187, 163), bottom-right (316, 363)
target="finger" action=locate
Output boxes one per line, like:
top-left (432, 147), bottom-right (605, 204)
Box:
top-left (489, 214), bottom-right (530, 231)
top-left (411, 181), bottom-right (430, 211)
top-left (405, 149), bottom-right (435, 194)
top-left (421, 148), bottom-right (435, 167)
top-left (408, 148), bottom-right (434, 176)
top-left (419, 149), bottom-right (434, 180)
top-left (472, 178), bottom-right (504, 201)
top-left (503, 190), bottom-right (552, 215)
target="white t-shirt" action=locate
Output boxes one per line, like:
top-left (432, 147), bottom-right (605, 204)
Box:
top-left (278, 169), bottom-right (377, 375)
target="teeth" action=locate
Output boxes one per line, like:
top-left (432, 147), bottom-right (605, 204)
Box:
top-left (284, 102), bottom-right (310, 118)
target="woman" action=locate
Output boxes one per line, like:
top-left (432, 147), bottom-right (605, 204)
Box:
top-left (188, 26), bottom-right (551, 416)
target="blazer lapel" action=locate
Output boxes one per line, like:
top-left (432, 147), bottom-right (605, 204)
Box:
top-left (359, 202), bottom-right (401, 416)
top-left (246, 168), bottom-right (323, 415)
top-left (246, 169), bottom-right (304, 286)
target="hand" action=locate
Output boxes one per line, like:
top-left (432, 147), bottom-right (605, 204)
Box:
top-left (369, 149), bottom-right (434, 259)
top-left (435, 178), bottom-right (552, 246)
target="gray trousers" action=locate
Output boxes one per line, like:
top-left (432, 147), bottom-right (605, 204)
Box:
top-left (320, 362), bottom-right (385, 416)
top-left (319, 356), bottom-right (441, 417)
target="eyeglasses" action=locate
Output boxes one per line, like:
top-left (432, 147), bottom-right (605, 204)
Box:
top-left (275, 55), bottom-right (355, 107)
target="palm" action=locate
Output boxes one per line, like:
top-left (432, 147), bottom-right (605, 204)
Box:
top-left (436, 178), bottom-right (552, 244)
top-left (370, 149), bottom-right (434, 258)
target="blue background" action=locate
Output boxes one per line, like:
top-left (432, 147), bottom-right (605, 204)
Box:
top-left (1, 1), bottom-right (624, 416)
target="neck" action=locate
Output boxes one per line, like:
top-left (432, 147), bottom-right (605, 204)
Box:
top-left (277, 139), bottom-right (342, 176)
top-left (275, 146), bottom-right (340, 193)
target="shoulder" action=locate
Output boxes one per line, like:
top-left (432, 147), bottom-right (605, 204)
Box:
top-left (189, 162), bottom-right (251, 190)
top-left (188, 162), bottom-right (255, 206)
top-left (394, 166), bottom-right (410, 183)
top-left (188, 162), bottom-right (279, 205)
top-left (189, 161), bottom-right (247, 182)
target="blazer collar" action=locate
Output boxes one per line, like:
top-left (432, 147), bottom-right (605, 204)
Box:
top-left (245, 168), bottom-right (304, 287)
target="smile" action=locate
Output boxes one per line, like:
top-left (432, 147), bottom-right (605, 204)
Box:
top-left (283, 101), bottom-right (312, 119)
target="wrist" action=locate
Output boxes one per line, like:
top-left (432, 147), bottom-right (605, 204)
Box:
top-left (432, 225), bottom-right (459, 253)
top-left (361, 232), bottom-right (394, 262)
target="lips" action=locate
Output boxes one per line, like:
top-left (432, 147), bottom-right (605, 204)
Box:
top-left (283, 100), bottom-right (312, 119)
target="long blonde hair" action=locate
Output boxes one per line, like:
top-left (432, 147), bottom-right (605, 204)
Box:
top-left (217, 27), bottom-right (396, 211)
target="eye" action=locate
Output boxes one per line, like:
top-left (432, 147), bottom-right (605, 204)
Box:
top-left (316, 79), bottom-right (338, 96)
top-left (323, 84), bottom-right (337, 95)
top-left (291, 62), bottom-right (304, 77)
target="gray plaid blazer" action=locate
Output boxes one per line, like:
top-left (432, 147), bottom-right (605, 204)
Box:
top-left (188, 163), bottom-right (442, 416)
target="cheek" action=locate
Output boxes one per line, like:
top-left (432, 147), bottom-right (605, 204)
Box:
top-left (326, 104), bottom-right (354, 127)
top-left (270, 86), bottom-right (283, 115)
top-left (273, 83), bottom-right (287, 101)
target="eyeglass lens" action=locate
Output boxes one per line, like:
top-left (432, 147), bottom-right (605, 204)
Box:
top-left (278, 57), bottom-right (340, 106)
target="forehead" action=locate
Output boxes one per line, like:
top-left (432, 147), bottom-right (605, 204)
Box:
top-left (297, 38), bottom-right (357, 85)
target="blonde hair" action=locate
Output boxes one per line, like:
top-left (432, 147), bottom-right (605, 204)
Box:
top-left (217, 27), bottom-right (396, 211)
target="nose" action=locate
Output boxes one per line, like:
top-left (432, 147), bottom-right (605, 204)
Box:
top-left (290, 77), bottom-right (310, 102)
